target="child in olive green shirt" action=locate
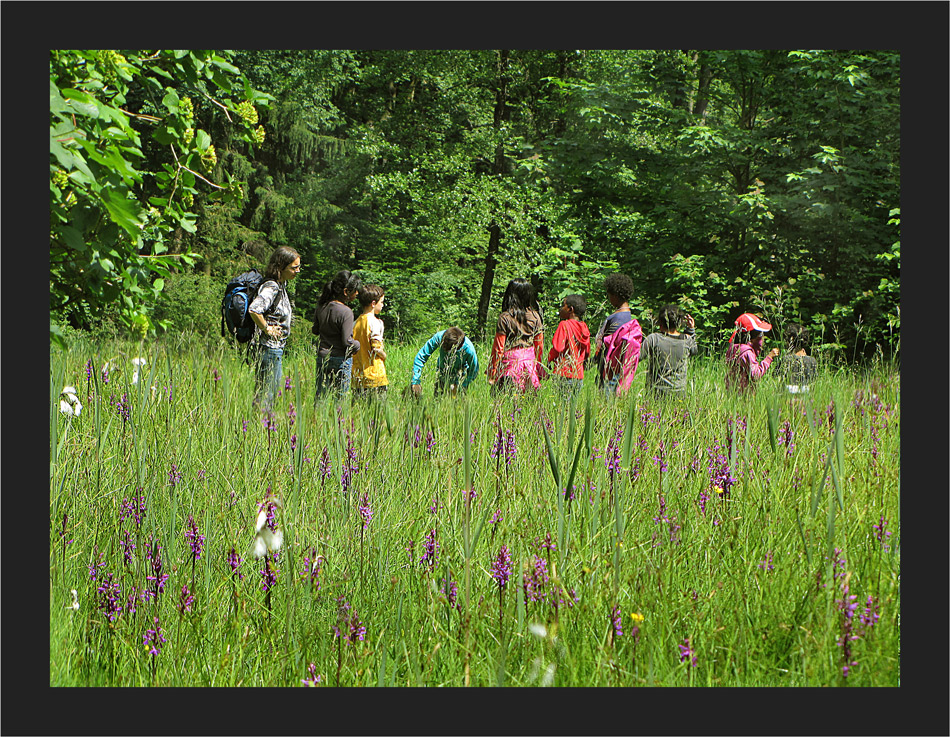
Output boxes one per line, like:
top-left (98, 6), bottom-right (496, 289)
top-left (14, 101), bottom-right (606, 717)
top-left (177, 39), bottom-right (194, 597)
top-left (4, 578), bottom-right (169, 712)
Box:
top-left (641, 305), bottom-right (697, 397)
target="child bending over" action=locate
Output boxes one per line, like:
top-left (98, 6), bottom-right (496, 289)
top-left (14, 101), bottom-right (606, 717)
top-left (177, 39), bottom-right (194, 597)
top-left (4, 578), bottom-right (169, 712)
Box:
top-left (411, 327), bottom-right (479, 397)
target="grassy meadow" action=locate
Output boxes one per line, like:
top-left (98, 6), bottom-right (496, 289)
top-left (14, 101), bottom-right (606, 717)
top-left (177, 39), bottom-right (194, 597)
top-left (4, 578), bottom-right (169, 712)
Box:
top-left (49, 334), bottom-right (900, 688)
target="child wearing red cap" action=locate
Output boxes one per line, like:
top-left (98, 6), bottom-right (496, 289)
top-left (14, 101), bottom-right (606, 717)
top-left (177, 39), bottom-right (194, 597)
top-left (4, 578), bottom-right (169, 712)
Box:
top-left (725, 313), bottom-right (780, 392)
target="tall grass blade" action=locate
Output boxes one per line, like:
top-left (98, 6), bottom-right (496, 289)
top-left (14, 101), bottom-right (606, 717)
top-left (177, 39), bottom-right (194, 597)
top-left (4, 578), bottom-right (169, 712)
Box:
top-left (583, 397), bottom-right (593, 457)
top-left (540, 417), bottom-right (561, 492)
top-left (563, 435), bottom-right (586, 513)
top-left (567, 397), bottom-right (577, 455)
top-left (825, 473), bottom-right (837, 561)
top-left (463, 400), bottom-right (473, 494)
top-left (795, 507), bottom-right (812, 566)
top-left (377, 628), bottom-right (388, 687)
top-left (469, 503), bottom-right (493, 553)
top-left (766, 399), bottom-right (778, 454)
top-left (833, 396), bottom-right (846, 511)
top-left (621, 395), bottom-right (637, 469)
top-left (810, 437), bottom-right (836, 517)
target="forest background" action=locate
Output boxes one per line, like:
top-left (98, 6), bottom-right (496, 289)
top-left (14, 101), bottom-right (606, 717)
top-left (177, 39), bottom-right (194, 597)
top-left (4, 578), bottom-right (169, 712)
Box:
top-left (50, 48), bottom-right (900, 362)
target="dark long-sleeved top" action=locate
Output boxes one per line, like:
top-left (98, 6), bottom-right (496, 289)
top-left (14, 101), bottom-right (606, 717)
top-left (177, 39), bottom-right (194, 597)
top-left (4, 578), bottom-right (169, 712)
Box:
top-left (641, 330), bottom-right (698, 395)
top-left (312, 301), bottom-right (360, 357)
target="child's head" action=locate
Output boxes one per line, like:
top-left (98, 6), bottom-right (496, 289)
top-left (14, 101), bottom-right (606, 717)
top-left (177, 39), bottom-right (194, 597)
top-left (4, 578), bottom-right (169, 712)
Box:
top-left (441, 327), bottom-right (466, 353)
top-left (560, 294), bottom-right (586, 320)
top-left (501, 278), bottom-right (539, 322)
top-left (319, 270), bottom-right (362, 306)
top-left (731, 313), bottom-right (772, 346)
top-left (784, 323), bottom-right (811, 353)
top-left (655, 304), bottom-right (680, 332)
top-left (359, 284), bottom-right (385, 314)
top-left (604, 273), bottom-right (634, 308)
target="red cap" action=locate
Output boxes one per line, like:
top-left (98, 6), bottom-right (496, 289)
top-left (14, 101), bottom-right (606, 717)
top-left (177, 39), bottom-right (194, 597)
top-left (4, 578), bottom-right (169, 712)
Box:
top-left (729, 313), bottom-right (772, 344)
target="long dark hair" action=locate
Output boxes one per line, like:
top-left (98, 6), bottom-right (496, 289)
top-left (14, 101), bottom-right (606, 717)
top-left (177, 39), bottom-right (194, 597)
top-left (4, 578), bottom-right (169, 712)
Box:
top-left (264, 246), bottom-right (301, 281)
top-left (655, 304), bottom-right (680, 332)
top-left (500, 278), bottom-right (540, 326)
top-left (317, 270), bottom-right (362, 306)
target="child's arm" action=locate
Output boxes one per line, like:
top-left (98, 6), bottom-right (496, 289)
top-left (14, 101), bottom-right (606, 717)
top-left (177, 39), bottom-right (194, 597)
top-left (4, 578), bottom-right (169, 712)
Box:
top-left (683, 316), bottom-right (698, 357)
top-left (412, 331), bottom-right (442, 384)
top-left (487, 333), bottom-right (506, 383)
top-left (463, 341), bottom-right (479, 388)
top-left (533, 330), bottom-right (544, 364)
top-left (340, 307), bottom-right (359, 356)
top-left (548, 321), bottom-right (569, 364)
top-left (370, 316), bottom-right (386, 361)
top-left (593, 317), bottom-right (608, 356)
top-left (739, 345), bottom-right (775, 381)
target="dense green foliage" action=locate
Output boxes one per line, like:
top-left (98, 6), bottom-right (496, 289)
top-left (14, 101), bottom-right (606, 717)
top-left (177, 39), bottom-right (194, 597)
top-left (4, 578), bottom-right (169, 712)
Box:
top-left (49, 50), bottom-right (272, 344)
top-left (51, 49), bottom-right (900, 360)
top-left (50, 338), bottom-right (899, 688)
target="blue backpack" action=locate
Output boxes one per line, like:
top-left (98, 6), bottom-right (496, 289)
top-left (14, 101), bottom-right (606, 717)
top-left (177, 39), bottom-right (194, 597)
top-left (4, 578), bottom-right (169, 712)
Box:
top-left (221, 269), bottom-right (265, 343)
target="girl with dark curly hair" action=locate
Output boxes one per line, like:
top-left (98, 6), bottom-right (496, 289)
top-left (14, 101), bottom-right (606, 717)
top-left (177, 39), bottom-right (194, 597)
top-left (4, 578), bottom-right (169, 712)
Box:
top-left (593, 273), bottom-right (636, 391)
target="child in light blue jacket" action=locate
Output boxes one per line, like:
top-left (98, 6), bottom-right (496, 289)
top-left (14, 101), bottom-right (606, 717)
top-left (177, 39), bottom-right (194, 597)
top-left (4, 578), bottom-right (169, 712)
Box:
top-left (411, 327), bottom-right (479, 397)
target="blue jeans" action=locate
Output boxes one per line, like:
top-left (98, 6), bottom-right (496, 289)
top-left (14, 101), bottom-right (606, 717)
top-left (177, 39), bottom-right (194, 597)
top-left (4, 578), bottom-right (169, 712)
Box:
top-left (316, 354), bottom-right (352, 401)
top-left (554, 377), bottom-right (583, 399)
top-left (601, 375), bottom-right (620, 398)
top-left (254, 347), bottom-right (283, 412)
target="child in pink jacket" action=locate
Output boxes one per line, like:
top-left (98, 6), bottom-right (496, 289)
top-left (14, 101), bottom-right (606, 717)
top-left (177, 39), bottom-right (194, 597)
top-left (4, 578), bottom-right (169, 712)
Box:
top-left (725, 313), bottom-right (780, 392)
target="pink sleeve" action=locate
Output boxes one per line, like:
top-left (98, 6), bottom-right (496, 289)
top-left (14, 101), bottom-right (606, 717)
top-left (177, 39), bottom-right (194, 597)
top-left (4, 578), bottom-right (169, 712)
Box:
top-left (740, 346), bottom-right (773, 379)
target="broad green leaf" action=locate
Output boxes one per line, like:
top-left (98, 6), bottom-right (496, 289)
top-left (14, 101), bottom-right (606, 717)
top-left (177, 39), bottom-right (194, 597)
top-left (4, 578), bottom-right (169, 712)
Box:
top-left (162, 88), bottom-right (180, 113)
top-left (195, 129), bottom-right (211, 151)
top-left (58, 226), bottom-right (86, 252)
top-left (210, 55), bottom-right (241, 75)
top-left (179, 213), bottom-right (197, 233)
top-left (50, 136), bottom-right (76, 170)
top-left (153, 126), bottom-right (179, 145)
top-left (61, 88), bottom-right (100, 118)
top-left (104, 190), bottom-right (144, 236)
top-left (50, 81), bottom-right (69, 115)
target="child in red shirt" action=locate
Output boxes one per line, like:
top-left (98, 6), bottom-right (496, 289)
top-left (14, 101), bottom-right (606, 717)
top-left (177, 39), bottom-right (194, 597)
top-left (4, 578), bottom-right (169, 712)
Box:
top-left (547, 294), bottom-right (591, 396)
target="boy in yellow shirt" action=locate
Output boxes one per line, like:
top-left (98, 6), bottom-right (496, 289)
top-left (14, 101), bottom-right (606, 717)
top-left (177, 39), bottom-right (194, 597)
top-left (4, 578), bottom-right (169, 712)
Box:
top-left (351, 285), bottom-right (388, 398)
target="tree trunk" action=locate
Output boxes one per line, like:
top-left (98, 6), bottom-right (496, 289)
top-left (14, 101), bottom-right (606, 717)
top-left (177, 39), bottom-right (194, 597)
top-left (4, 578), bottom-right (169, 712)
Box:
top-left (694, 56), bottom-right (713, 124)
top-left (474, 50), bottom-right (511, 339)
top-left (475, 222), bottom-right (502, 339)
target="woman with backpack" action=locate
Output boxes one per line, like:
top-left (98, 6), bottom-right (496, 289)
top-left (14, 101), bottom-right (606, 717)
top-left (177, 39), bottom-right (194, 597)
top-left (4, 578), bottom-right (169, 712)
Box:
top-left (248, 246), bottom-right (302, 412)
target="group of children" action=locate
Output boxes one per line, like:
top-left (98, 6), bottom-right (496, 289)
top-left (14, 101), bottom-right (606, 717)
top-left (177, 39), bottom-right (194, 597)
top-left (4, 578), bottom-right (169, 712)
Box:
top-left (308, 269), bottom-right (818, 404)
